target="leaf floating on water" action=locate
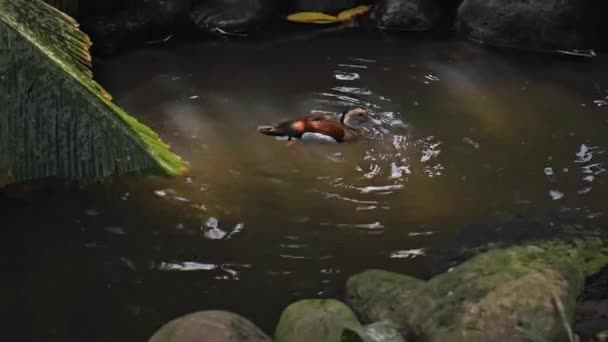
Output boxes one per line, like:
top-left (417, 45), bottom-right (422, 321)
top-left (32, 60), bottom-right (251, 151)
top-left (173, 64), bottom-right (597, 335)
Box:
top-left (390, 249), bottom-right (426, 259)
top-left (286, 11), bottom-right (339, 24)
top-left (337, 5), bottom-right (370, 22)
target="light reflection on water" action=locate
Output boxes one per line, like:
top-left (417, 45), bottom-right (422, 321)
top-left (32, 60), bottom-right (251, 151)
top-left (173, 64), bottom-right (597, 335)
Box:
top-left (2, 34), bottom-right (608, 341)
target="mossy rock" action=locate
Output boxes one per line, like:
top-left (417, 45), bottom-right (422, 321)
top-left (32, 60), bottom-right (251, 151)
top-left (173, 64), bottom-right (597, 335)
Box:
top-left (346, 239), bottom-right (608, 342)
top-left (275, 299), bottom-right (363, 342)
top-left (346, 269), bottom-right (424, 325)
top-left (149, 310), bottom-right (271, 342)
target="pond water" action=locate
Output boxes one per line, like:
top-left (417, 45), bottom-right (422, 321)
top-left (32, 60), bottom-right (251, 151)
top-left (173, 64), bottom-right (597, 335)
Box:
top-left (2, 31), bottom-right (608, 341)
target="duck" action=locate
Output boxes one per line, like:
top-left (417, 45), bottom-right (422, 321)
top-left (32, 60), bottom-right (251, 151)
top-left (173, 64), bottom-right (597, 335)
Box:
top-left (257, 108), bottom-right (378, 143)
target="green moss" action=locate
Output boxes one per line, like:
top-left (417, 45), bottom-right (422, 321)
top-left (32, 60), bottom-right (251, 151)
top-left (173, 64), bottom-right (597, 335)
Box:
top-left (535, 238), bottom-right (608, 276)
top-left (275, 299), bottom-right (363, 342)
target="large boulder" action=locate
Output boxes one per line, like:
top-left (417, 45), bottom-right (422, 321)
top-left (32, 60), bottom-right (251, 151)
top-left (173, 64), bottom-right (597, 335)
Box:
top-left (290, 0), bottom-right (366, 14)
top-left (149, 310), bottom-right (271, 342)
top-left (190, 0), bottom-right (282, 35)
top-left (79, 0), bottom-right (191, 55)
top-left (79, 0), bottom-right (128, 15)
top-left (370, 0), bottom-right (440, 31)
top-left (456, 0), bottom-right (588, 51)
top-left (346, 270), bottom-right (424, 325)
top-left (275, 299), bottom-right (363, 342)
top-left (347, 240), bottom-right (608, 341)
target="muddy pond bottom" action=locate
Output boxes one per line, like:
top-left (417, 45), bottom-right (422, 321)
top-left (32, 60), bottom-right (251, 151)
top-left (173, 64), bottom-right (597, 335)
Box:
top-left (2, 32), bottom-right (608, 341)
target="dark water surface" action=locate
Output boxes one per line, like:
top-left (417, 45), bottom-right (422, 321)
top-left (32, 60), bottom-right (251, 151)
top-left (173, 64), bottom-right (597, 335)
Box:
top-left (2, 32), bottom-right (608, 341)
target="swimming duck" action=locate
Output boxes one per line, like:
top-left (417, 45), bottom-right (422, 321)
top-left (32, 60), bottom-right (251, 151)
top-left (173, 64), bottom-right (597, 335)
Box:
top-left (257, 108), bottom-right (377, 143)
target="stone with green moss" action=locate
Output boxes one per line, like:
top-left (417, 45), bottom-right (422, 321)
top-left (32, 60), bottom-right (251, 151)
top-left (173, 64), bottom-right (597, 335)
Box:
top-left (346, 269), bottom-right (423, 326)
top-left (275, 299), bottom-right (363, 342)
top-left (346, 239), bottom-right (608, 342)
top-left (149, 310), bottom-right (271, 342)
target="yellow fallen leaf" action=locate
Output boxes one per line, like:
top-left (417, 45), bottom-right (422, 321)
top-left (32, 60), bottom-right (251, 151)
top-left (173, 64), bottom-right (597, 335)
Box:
top-left (287, 11), bottom-right (339, 24)
top-left (337, 5), bottom-right (371, 22)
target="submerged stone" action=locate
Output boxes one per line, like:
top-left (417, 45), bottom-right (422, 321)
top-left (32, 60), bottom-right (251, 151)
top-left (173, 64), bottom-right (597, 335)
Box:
top-left (190, 0), bottom-right (281, 35)
top-left (149, 310), bottom-right (271, 342)
top-left (456, 0), bottom-right (588, 51)
top-left (370, 0), bottom-right (439, 31)
top-left (346, 240), bottom-right (608, 341)
top-left (274, 299), bottom-right (363, 342)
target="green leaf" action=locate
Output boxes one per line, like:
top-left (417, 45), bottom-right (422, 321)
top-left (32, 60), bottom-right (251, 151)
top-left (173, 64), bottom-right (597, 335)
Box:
top-left (0, 0), bottom-right (189, 185)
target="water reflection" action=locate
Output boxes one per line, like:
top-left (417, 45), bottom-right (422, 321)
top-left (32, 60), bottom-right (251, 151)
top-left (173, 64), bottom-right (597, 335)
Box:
top-left (4, 35), bottom-right (607, 341)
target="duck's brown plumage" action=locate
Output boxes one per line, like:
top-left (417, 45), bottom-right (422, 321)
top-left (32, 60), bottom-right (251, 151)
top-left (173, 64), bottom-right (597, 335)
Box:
top-left (257, 108), bottom-right (372, 143)
top-left (258, 113), bottom-right (348, 141)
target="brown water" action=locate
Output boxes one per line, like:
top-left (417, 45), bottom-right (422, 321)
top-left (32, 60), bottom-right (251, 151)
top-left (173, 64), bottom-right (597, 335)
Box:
top-left (2, 32), bottom-right (608, 341)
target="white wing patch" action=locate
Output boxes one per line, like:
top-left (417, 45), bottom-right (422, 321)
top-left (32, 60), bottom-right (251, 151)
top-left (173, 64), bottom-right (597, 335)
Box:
top-left (300, 132), bottom-right (338, 143)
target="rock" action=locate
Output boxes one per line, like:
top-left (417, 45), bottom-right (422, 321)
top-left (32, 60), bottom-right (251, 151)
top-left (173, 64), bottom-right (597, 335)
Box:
top-left (456, 0), bottom-right (588, 51)
top-left (79, 0), bottom-right (191, 55)
top-left (345, 269), bottom-right (423, 325)
top-left (80, 0), bottom-right (127, 15)
top-left (347, 240), bottom-right (608, 341)
top-left (597, 330), bottom-right (608, 342)
top-left (290, 0), bottom-right (365, 14)
top-left (274, 299), bottom-right (363, 342)
top-left (407, 245), bottom-right (585, 341)
top-left (370, 0), bottom-right (439, 31)
top-left (149, 310), bottom-right (271, 342)
top-left (190, 0), bottom-right (281, 35)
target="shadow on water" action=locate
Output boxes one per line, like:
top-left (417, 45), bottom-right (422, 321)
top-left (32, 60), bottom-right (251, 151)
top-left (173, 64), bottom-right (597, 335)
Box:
top-left (2, 32), bottom-right (608, 341)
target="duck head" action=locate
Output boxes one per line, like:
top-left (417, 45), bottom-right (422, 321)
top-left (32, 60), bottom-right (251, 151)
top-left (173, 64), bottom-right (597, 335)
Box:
top-left (340, 108), bottom-right (380, 129)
